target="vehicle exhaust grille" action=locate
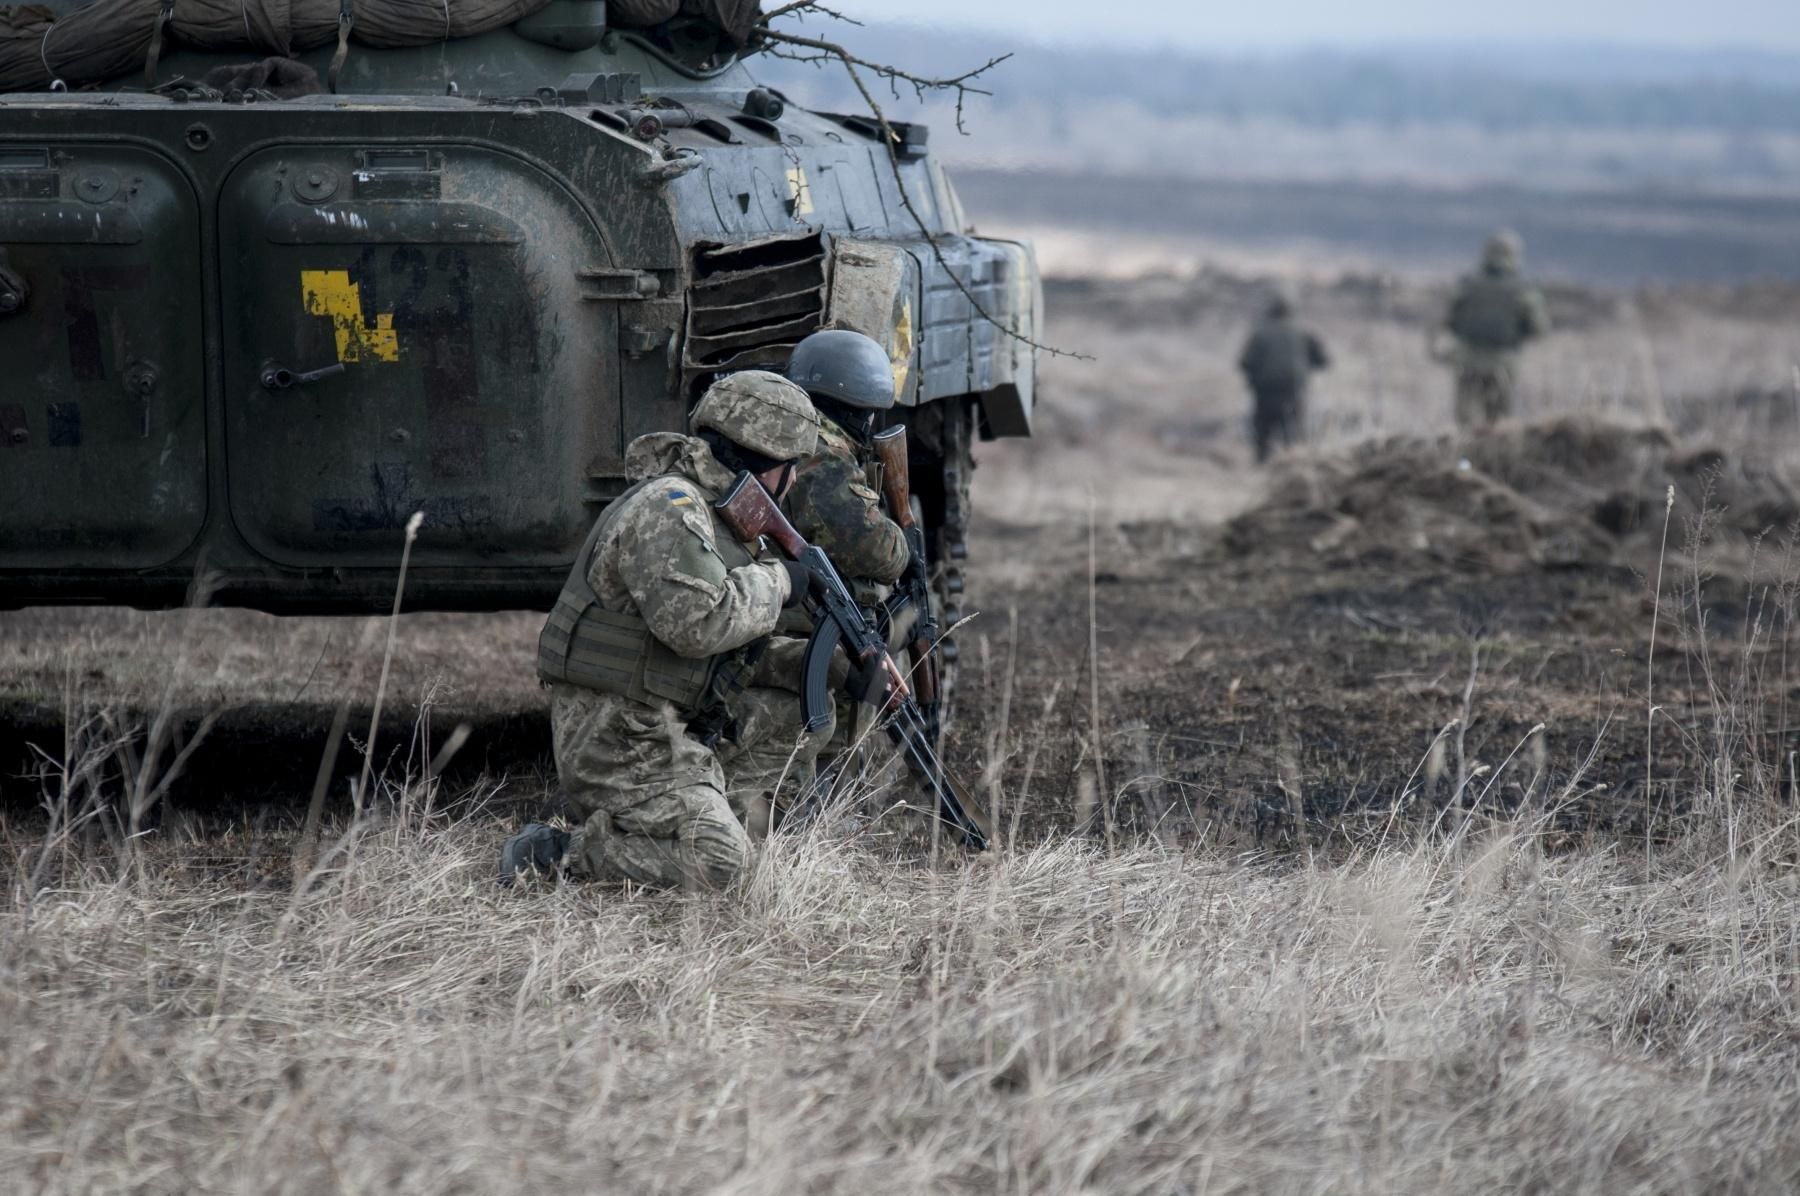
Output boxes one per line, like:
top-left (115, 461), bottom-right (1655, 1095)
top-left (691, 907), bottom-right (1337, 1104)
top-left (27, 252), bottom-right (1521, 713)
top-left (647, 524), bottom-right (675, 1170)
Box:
top-left (684, 232), bottom-right (827, 379)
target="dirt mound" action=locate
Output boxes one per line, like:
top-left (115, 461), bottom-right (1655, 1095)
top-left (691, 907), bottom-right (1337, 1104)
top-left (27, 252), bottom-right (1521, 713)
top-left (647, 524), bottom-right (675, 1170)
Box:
top-left (1225, 417), bottom-right (1800, 574)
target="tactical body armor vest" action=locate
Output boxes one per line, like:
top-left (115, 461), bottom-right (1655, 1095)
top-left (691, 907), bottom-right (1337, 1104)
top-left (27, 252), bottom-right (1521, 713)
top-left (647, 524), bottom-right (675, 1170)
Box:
top-left (537, 479), bottom-right (754, 715)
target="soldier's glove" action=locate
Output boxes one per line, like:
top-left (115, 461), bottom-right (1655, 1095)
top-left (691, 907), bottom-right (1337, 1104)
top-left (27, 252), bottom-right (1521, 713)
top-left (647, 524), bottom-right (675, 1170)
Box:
top-left (778, 560), bottom-right (812, 609)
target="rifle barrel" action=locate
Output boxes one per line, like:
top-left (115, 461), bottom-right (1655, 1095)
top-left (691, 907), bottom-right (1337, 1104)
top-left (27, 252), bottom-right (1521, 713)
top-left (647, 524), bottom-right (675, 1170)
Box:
top-left (888, 700), bottom-right (990, 849)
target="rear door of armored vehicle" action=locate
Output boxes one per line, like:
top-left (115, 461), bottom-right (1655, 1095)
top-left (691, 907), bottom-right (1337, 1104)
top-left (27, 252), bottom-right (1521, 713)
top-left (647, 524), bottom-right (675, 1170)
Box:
top-left (0, 144), bottom-right (208, 577)
top-left (217, 140), bottom-right (623, 570)
top-left (1, 107), bottom-right (634, 602)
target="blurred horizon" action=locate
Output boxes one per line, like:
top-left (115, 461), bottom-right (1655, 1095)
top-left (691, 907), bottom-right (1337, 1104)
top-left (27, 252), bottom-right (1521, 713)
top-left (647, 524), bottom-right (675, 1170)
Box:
top-left (816, 1), bottom-right (1800, 54)
top-left (757, 24), bottom-right (1800, 189)
top-left (752, 16), bottom-right (1800, 285)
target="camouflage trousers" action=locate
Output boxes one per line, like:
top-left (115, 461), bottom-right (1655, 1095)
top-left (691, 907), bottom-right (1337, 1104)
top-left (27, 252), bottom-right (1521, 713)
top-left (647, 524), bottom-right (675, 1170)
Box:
top-left (719, 686), bottom-right (836, 835)
top-left (1454, 353), bottom-right (1519, 428)
top-left (548, 682), bottom-right (832, 889)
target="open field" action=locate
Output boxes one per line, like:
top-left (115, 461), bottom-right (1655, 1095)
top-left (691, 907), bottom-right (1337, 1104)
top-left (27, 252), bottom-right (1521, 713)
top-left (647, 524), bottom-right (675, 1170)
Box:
top-left (6, 247), bottom-right (1800, 1191)
top-left (956, 169), bottom-right (1800, 285)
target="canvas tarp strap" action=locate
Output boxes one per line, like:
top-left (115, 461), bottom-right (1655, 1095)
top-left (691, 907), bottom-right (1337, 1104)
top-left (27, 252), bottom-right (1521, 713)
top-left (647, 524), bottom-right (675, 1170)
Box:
top-left (142, 0), bottom-right (171, 85)
top-left (326, 0), bottom-right (349, 92)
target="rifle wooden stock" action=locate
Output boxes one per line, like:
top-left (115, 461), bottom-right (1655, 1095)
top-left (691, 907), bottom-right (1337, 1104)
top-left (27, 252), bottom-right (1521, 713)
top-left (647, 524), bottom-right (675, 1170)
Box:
top-left (713, 471), bottom-right (809, 560)
top-left (870, 426), bottom-right (916, 530)
top-left (869, 428), bottom-right (941, 711)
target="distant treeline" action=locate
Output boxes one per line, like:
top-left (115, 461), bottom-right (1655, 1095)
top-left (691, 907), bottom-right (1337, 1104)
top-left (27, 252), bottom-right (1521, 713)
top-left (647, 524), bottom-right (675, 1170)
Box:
top-left (755, 26), bottom-right (1800, 134)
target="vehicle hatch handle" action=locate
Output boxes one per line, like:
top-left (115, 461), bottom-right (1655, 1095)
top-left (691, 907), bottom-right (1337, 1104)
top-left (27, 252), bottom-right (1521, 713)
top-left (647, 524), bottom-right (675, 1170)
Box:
top-left (260, 360), bottom-right (347, 391)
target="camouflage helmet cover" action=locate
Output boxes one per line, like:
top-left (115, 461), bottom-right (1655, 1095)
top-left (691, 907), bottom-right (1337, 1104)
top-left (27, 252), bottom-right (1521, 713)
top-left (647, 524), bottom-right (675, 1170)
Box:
top-left (691, 370), bottom-right (820, 462)
top-left (786, 328), bottom-right (896, 410)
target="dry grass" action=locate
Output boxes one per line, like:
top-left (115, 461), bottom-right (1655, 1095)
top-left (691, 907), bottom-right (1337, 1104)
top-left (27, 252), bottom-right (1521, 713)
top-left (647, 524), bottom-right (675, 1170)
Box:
top-left (6, 251), bottom-right (1800, 1193)
top-left (4, 800), bottom-right (1798, 1194)
top-left (0, 607), bottom-right (542, 716)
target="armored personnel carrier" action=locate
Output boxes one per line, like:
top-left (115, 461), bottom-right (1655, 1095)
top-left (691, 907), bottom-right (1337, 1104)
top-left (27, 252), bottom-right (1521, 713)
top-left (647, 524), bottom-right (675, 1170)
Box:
top-left (0, 2), bottom-right (1038, 629)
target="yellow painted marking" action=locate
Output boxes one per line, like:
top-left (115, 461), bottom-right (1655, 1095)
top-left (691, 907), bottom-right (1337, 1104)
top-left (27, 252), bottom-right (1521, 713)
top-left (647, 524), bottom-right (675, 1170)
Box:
top-left (785, 165), bottom-right (814, 217)
top-left (300, 269), bottom-right (400, 363)
top-left (890, 298), bottom-right (914, 397)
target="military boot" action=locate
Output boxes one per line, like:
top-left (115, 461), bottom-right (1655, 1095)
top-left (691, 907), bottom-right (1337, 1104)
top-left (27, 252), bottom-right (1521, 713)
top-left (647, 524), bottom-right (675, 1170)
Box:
top-left (497, 823), bottom-right (571, 887)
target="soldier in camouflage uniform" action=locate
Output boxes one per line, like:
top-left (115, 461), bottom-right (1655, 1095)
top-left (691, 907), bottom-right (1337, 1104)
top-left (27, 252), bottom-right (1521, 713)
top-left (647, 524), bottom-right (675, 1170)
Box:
top-left (499, 370), bottom-right (825, 889)
top-left (782, 329), bottom-right (909, 593)
top-left (1237, 291), bottom-right (1329, 464)
top-left (1441, 230), bottom-right (1550, 428)
top-left (780, 329), bottom-right (911, 770)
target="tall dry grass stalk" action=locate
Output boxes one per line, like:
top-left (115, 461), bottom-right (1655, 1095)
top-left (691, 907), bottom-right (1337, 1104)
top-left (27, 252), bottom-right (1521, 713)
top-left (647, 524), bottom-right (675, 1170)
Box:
top-left (1646, 484), bottom-right (1676, 865)
top-left (1087, 488), bottom-right (1109, 837)
top-left (353, 511), bottom-right (426, 815)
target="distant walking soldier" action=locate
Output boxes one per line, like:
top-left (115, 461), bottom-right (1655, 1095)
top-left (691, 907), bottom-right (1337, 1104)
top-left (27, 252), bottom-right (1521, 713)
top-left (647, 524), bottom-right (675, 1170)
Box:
top-left (1238, 291), bottom-right (1329, 464)
top-left (499, 371), bottom-right (825, 889)
top-left (1439, 230), bottom-right (1550, 428)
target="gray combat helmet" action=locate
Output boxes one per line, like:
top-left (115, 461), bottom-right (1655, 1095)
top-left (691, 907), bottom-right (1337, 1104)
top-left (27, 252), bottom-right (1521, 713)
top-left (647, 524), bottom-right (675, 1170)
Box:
top-left (786, 329), bottom-right (896, 411)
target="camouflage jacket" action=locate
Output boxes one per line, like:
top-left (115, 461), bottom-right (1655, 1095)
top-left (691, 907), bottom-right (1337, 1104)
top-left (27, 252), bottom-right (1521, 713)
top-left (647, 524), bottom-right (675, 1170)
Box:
top-left (1238, 316), bottom-right (1329, 392)
top-left (586, 432), bottom-right (791, 659)
top-left (782, 415), bottom-right (909, 585)
top-left (1446, 269), bottom-right (1550, 355)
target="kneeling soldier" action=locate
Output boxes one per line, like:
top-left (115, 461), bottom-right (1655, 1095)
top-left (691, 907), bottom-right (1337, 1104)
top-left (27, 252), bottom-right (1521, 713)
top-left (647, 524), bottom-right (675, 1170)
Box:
top-left (500, 371), bottom-right (822, 888)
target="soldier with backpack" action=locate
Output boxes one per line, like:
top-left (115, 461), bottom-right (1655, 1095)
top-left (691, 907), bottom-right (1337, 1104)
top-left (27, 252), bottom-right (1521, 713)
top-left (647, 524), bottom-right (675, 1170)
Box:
top-left (1438, 230), bottom-right (1551, 428)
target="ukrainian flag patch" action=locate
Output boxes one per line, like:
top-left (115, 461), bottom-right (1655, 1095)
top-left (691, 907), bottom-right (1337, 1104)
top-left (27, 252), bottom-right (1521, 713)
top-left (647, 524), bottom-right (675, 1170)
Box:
top-left (668, 489), bottom-right (694, 508)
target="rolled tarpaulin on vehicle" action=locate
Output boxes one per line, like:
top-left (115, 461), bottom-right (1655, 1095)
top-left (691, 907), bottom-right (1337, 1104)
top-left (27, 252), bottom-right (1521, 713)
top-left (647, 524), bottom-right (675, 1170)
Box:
top-left (169, 0), bottom-right (292, 55)
top-left (0, 0), bottom-right (560, 91)
top-left (606, 0), bottom-right (678, 28)
top-left (0, 0), bottom-right (159, 92)
top-left (284, 0), bottom-right (340, 50)
top-left (349, 0), bottom-right (550, 48)
top-left (680, 0), bottom-right (757, 46)
top-left (0, 6), bottom-right (57, 92)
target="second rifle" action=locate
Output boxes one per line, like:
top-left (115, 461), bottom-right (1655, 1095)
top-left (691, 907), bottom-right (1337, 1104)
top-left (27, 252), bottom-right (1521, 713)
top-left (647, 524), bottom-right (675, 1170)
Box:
top-left (869, 426), bottom-right (944, 743)
top-left (713, 470), bottom-right (991, 850)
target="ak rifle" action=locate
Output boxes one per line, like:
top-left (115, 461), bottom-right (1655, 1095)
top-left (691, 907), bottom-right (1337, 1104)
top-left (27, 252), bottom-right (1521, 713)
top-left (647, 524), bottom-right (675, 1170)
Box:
top-left (869, 426), bottom-right (943, 744)
top-left (713, 471), bottom-right (992, 850)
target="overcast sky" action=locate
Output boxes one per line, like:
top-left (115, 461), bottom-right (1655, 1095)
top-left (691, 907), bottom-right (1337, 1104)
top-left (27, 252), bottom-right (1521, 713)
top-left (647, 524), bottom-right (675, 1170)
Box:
top-left (822, 0), bottom-right (1800, 51)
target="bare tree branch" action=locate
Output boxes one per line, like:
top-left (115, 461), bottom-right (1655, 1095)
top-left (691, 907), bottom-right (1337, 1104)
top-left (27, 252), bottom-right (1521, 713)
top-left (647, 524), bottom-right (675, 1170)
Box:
top-left (761, 27), bottom-right (1006, 134)
top-left (761, 0), bottom-right (859, 26)
top-left (752, 4), bottom-right (1089, 361)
